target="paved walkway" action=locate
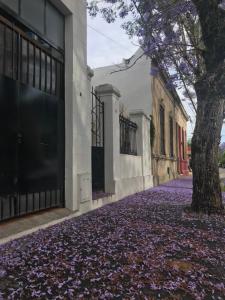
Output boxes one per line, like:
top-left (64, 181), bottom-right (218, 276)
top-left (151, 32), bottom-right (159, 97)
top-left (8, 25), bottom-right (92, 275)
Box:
top-left (0, 191), bottom-right (114, 243)
top-left (2, 174), bottom-right (224, 243)
top-left (0, 177), bottom-right (225, 299)
top-left (0, 208), bottom-right (74, 243)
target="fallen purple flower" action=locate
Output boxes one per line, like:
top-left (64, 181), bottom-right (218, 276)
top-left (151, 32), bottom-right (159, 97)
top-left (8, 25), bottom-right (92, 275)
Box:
top-left (0, 177), bottom-right (224, 299)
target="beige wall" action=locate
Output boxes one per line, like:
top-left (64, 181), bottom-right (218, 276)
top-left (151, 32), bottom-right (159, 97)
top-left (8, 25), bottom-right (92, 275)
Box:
top-left (151, 75), bottom-right (188, 185)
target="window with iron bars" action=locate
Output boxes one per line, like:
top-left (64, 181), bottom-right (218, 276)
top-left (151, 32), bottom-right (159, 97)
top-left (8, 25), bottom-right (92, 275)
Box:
top-left (169, 116), bottom-right (174, 157)
top-left (0, 16), bottom-right (64, 98)
top-left (120, 114), bottom-right (137, 155)
top-left (160, 105), bottom-right (165, 155)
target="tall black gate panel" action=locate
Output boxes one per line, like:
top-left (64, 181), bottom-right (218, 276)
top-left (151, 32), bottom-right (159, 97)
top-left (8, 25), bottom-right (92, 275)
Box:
top-left (91, 88), bottom-right (104, 191)
top-left (0, 15), bottom-right (65, 221)
top-left (18, 84), bottom-right (59, 193)
top-left (92, 147), bottom-right (104, 191)
top-left (0, 76), bottom-right (18, 196)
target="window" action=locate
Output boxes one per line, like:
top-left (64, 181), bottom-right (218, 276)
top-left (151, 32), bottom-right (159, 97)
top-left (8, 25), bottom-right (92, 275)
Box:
top-left (120, 115), bottom-right (137, 155)
top-left (21, 0), bottom-right (45, 34)
top-left (1, 0), bottom-right (64, 49)
top-left (0, 0), bottom-right (19, 13)
top-left (46, 1), bottom-right (64, 49)
top-left (176, 122), bottom-right (179, 157)
top-left (176, 123), bottom-right (180, 172)
top-left (160, 105), bottom-right (165, 155)
top-left (182, 129), bottom-right (186, 160)
top-left (169, 117), bottom-right (174, 157)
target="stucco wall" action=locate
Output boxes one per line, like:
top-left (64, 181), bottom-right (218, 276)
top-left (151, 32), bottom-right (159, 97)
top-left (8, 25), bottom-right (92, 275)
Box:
top-left (117, 154), bottom-right (150, 199)
top-left (151, 75), bottom-right (188, 185)
top-left (58, 0), bottom-right (92, 211)
top-left (50, 2), bottom-right (153, 215)
top-left (120, 154), bottom-right (142, 179)
top-left (92, 49), bottom-right (152, 116)
top-left (91, 85), bottom-right (153, 210)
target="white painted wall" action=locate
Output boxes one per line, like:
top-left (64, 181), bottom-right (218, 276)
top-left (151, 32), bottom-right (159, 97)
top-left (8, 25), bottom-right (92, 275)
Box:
top-left (92, 49), bottom-right (152, 117)
top-left (52, 2), bottom-right (153, 216)
top-left (120, 155), bottom-right (142, 179)
top-left (57, 0), bottom-right (92, 212)
top-left (93, 84), bottom-right (153, 210)
top-left (49, 2), bottom-right (153, 215)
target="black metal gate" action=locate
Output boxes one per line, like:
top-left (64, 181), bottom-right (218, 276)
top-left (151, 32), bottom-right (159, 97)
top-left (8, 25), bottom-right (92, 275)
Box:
top-left (91, 88), bottom-right (104, 191)
top-left (0, 15), bottom-right (65, 221)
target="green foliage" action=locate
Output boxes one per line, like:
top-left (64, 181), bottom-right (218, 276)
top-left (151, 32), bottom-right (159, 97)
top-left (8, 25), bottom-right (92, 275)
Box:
top-left (221, 184), bottom-right (225, 192)
top-left (219, 151), bottom-right (225, 167)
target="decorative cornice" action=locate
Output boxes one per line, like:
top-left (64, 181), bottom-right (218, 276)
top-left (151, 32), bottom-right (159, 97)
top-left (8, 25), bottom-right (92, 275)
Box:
top-left (95, 84), bottom-right (121, 98)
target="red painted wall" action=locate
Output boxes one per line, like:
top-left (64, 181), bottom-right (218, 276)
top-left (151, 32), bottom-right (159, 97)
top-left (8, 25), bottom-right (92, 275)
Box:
top-left (177, 127), bottom-right (189, 175)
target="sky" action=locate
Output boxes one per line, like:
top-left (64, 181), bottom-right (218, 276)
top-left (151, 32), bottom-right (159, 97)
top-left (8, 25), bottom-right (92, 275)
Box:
top-left (87, 15), bottom-right (138, 68)
top-left (87, 15), bottom-right (225, 143)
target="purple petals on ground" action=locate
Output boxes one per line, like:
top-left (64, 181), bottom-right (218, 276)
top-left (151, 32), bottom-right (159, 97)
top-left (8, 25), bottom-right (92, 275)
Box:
top-left (0, 177), bottom-right (225, 299)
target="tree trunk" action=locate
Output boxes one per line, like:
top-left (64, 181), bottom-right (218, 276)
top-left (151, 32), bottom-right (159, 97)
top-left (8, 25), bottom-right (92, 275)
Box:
top-left (191, 81), bottom-right (225, 214)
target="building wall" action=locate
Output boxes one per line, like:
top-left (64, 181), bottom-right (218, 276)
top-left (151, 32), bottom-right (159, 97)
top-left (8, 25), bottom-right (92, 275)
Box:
top-left (151, 74), bottom-right (188, 186)
top-left (116, 152), bottom-right (152, 201)
top-left (0, 1), bottom-right (155, 221)
top-left (116, 110), bottom-right (154, 199)
top-left (120, 155), bottom-right (142, 179)
top-left (93, 49), bottom-right (189, 187)
top-left (0, 0), bottom-right (92, 214)
top-left (53, 4), bottom-right (154, 214)
top-left (58, 0), bottom-right (92, 212)
top-left (93, 49), bottom-right (152, 116)
top-left (92, 85), bottom-right (153, 210)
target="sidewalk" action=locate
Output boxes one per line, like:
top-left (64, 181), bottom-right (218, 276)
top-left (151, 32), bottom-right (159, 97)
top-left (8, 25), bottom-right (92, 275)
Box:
top-left (0, 177), bottom-right (225, 299)
top-left (0, 208), bottom-right (74, 244)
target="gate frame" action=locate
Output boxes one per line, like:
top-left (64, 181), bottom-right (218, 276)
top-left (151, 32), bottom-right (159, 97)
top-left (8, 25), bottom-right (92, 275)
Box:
top-left (0, 1), bottom-right (93, 217)
top-left (91, 87), bottom-right (105, 191)
top-left (0, 13), bottom-right (65, 222)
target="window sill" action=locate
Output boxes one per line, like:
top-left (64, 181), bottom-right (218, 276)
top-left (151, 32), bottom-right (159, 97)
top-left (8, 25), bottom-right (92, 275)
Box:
top-left (153, 154), bottom-right (177, 161)
top-left (120, 153), bottom-right (138, 157)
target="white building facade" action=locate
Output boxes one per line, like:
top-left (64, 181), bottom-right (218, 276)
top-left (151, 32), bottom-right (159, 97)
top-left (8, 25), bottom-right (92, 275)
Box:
top-left (0, 0), bottom-right (93, 220)
top-left (92, 50), bottom-right (154, 207)
top-left (93, 49), bottom-right (152, 116)
top-left (0, 0), bottom-right (153, 222)
top-left (93, 49), bottom-right (189, 188)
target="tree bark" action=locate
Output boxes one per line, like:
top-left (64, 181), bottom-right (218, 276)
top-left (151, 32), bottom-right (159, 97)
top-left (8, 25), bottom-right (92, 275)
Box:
top-left (191, 80), bottom-right (225, 214)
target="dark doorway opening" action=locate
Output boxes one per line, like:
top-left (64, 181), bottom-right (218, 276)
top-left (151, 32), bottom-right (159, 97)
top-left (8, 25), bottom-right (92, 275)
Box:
top-left (0, 15), bottom-right (65, 221)
top-left (91, 88), bottom-right (104, 192)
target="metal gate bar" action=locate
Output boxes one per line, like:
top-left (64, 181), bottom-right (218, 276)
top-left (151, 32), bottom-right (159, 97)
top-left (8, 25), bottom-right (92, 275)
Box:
top-left (91, 88), bottom-right (105, 191)
top-left (0, 15), bottom-right (63, 97)
top-left (0, 15), bottom-right (65, 222)
top-left (91, 87), bottom-right (104, 147)
top-left (0, 188), bottom-right (65, 221)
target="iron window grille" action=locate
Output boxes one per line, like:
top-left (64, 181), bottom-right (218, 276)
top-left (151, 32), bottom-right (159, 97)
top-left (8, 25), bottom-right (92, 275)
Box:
top-left (169, 116), bottom-right (174, 157)
top-left (120, 114), bottom-right (137, 155)
top-left (176, 123), bottom-right (179, 157)
top-left (0, 15), bottom-right (64, 98)
top-left (160, 105), bottom-right (165, 155)
top-left (0, 0), bottom-right (65, 50)
top-left (182, 129), bottom-right (185, 160)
